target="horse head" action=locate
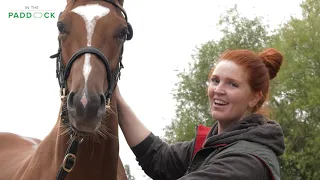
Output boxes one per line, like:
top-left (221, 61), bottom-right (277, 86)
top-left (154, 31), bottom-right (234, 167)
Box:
top-left (51, 0), bottom-right (133, 137)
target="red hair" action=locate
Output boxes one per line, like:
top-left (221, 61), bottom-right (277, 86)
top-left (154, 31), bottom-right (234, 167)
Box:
top-left (208, 48), bottom-right (283, 114)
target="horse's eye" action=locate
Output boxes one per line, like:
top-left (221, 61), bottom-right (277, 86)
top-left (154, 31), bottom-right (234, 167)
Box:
top-left (57, 21), bottom-right (65, 34)
top-left (118, 28), bottom-right (128, 40)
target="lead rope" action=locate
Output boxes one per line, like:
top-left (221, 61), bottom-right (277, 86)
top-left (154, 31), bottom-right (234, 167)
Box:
top-left (56, 95), bottom-right (84, 180)
top-left (56, 133), bottom-right (83, 180)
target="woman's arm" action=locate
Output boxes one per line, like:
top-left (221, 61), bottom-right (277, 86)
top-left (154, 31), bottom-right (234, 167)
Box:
top-left (115, 86), bottom-right (194, 179)
top-left (115, 86), bottom-right (151, 147)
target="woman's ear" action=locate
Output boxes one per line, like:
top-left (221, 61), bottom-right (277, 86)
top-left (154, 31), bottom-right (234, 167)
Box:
top-left (249, 91), bottom-right (262, 108)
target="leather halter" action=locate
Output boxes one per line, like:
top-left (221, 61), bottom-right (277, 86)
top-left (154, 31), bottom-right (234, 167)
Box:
top-left (50, 0), bottom-right (132, 106)
top-left (49, 1), bottom-right (132, 179)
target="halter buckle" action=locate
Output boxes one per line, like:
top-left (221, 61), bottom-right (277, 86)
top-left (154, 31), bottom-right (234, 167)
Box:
top-left (62, 153), bottom-right (76, 173)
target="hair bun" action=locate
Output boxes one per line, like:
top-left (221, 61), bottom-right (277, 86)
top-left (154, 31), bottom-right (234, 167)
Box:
top-left (259, 48), bottom-right (283, 79)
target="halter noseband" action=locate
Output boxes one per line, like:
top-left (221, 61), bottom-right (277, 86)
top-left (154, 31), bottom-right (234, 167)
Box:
top-left (50, 1), bottom-right (133, 180)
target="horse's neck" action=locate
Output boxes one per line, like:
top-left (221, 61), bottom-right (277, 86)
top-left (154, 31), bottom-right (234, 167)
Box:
top-left (32, 104), bottom-right (120, 179)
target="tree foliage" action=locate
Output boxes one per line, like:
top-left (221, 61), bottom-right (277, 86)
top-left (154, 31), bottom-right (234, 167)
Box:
top-left (268, 0), bottom-right (320, 179)
top-left (124, 164), bottom-right (136, 180)
top-left (164, 0), bottom-right (320, 179)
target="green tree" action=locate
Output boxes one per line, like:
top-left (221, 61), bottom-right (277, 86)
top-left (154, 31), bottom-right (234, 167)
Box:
top-left (268, 0), bottom-right (320, 179)
top-left (124, 164), bottom-right (136, 180)
top-left (164, 5), bottom-right (271, 143)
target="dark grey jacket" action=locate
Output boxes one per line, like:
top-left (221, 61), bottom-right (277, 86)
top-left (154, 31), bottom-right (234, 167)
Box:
top-left (131, 114), bottom-right (285, 180)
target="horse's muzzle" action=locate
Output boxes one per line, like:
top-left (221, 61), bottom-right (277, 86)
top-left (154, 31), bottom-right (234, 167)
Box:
top-left (67, 91), bottom-right (106, 133)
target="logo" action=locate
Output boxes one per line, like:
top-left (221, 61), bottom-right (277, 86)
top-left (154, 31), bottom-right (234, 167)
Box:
top-left (8, 6), bottom-right (56, 19)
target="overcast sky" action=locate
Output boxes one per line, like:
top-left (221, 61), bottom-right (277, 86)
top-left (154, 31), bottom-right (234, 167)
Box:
top-left (0, 0), bottom-right (303, 179)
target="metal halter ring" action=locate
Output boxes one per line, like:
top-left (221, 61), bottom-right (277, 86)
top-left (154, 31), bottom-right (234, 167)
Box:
top-left (60, 88), bottom-right (66, 100)
top-left (62, 153), bottom-right (76, 172)
top-left (106, 98), bottom-right (111, 109)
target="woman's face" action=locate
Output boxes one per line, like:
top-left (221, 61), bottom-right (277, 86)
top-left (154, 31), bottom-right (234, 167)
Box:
top-left (207, 60), bottom-right (261, 125)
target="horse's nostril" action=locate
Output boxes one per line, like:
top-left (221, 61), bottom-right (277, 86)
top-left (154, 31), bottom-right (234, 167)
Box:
top-left (67, 91), bottom-right (75, 107)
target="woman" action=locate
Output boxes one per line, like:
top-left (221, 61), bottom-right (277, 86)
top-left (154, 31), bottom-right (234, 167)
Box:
top-left (115, 48), bottom-right (285, 180)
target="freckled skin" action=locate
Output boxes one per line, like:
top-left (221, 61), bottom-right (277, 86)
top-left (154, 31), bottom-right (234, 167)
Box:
top-left (207, 60), bottom-right (261, 133)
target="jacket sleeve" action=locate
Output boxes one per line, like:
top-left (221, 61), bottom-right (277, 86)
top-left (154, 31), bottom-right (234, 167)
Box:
top-left (131, 133), bottom-right (195, 180)
top-left (178, 152), bottom-right (271, 180)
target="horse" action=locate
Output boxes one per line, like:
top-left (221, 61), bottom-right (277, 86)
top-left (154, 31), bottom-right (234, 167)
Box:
top-left (0, 0), bottom-right (132, 179)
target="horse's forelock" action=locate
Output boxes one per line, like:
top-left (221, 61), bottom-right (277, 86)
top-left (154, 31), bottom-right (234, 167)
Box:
top-left (68, 0), bottom-right (125, 7)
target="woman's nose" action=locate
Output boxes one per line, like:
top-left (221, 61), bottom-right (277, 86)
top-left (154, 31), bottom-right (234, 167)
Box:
top-left (214, 84), bottom-right (226, 95)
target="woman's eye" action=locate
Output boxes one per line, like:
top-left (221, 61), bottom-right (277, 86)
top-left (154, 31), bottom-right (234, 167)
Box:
top-left (57, 21), bottom-right (65, 34)
top-left (210, 78), bottom-right (219, 84)
top-left (229, 81), bottom-right (238, 87)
